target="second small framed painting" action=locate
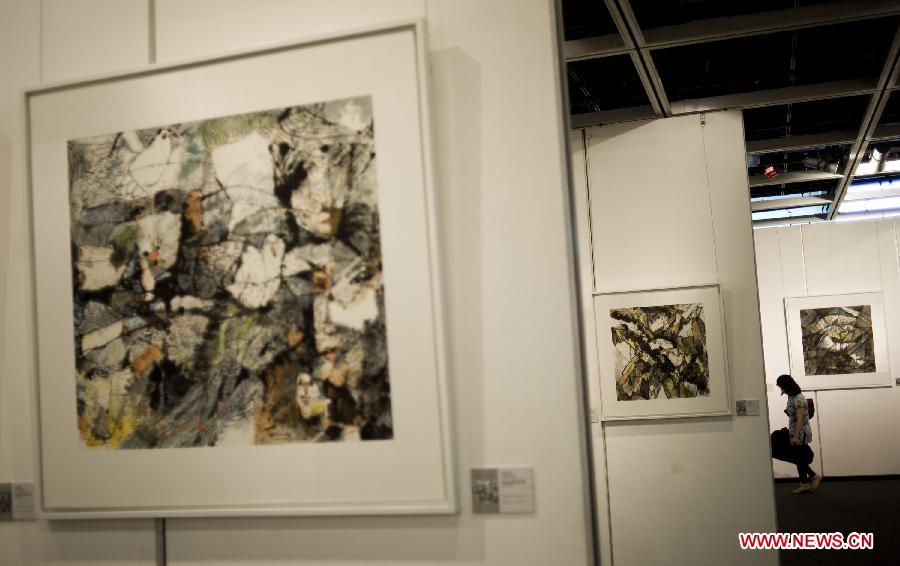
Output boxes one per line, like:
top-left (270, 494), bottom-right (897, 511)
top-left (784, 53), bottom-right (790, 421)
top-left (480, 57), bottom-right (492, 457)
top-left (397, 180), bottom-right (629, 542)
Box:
top-left (593, 285), bottom-right (731, 420)
top-left (785, 292), bottom-right (890, 390)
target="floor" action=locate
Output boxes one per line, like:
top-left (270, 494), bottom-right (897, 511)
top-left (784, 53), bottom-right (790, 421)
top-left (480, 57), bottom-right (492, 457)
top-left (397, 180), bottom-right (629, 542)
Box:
top-left (775, 478), bottom-right (900, 565)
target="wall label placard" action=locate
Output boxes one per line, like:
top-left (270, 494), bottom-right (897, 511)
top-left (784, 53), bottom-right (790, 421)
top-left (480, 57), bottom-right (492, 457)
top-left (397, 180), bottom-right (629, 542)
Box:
top-left (735, 399), bottom-right (760, 416)
top-left (471, 467), bottom-right (534, 514)
top-left (0, 483), bottom-right (35, 521)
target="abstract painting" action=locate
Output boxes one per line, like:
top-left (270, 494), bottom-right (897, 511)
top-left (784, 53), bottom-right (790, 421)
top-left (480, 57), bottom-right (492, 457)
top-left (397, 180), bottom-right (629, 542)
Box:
top-left (610, 303), bottom-right (711, 401)
top-left (594, 285), bottom-right (730, 420)
top-left (31, 23), bottom-right (453, 517)
top-left (785, 292), bottom-right (890, 390)
top-left (68, 96), bottom-right (393, 448)
top-left (800, 305), bottom-right (876, 375)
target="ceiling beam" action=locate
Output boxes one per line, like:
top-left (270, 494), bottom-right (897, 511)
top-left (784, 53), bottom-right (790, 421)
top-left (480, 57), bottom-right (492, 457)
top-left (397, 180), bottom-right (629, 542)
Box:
top-left (827, 25), bottom-right (900, 219)
top-left (569, 79), bottom-right (878, 130)
top-left (751, 196), bottom-right (833, 212)
top-left (613, 0), bottom-right (646, 45)
top-left (671, 79), bottom-right (877, 115)
top-left (570, 105), bottom-right (656, 129)
top-left (563, 1), bottom-right (900, 64)
top-left (748, 171), bottom-right (843, 188)
top-left (752, 215), bottom-right (826, 229)
top-left (745, 131), bottom-right (859, 154)
top-left (564, 35), bottom-right (629, 61)
top-left (603, 0), bottom-right (671, 117)
top-left (628, 51), bottom-right (670, 117)
top-left (871, 122), bottom-right (900, 141)
top-left (637, 51), bottom-right (671, 116)
top-left (643, 1), bottom-right (900, 50)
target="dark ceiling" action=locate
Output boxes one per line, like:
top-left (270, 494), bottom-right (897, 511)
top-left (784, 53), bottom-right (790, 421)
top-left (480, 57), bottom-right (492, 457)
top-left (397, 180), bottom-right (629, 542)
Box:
top-left (627, 0), bottom-right (839, 29)
top-left (562, 0), bottom-right (900, 224)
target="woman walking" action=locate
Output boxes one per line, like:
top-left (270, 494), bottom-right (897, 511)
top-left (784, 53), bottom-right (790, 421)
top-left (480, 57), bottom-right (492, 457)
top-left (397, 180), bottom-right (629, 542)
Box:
top-left (776, 374), bottom-right (822, 494)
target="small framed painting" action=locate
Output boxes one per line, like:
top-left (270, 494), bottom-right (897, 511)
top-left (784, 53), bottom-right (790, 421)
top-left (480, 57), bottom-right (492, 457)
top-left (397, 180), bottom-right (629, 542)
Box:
top-left (593, 285), bottom-right (731, 420)
top-left (785, 292), bottom-right (890, 390)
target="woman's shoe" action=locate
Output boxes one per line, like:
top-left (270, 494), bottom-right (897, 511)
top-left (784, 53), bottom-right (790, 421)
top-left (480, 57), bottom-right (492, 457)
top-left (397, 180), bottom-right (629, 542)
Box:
top-left (792, 483), bottom-right (811, 494)
top-left (809, 475), bottom-right (822, 491)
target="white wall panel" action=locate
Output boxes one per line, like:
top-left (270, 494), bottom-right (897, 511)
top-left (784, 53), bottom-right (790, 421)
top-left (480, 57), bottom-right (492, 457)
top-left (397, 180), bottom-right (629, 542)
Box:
top-left (1, 0), bottom-right (157, 564)
top-left (777, 226), bottom-right (807, 297)
top-left (1, 521), bottom-right (156, 566)
top-left (817, 386), bottom-right (900, 475)
top-left (703, 112), bottom-right (768, 401)
top-left (159, 1), bottom-right (594, 565)
top-left (753, 229), bottom-right (790, 382)
top-left (0, 6), bottom-right (43, 565)
top-left (0, 0), bottom-right (41, 485)
top-left (702, 110), bottom-right (780, 525)
top-left (756, 219), bottom-right (900, 478)
top-left (587, 113), bottom-right (777, 566)
top-left (155, 0), bottom-right (426, 63)
top-left (604, 420), bottom-right (777, 566)
top-left (0, 0), bottom-right (40, 89)
top-left (811, 220), bottom-right (900, 477)
top-left (571, 130), bottom-right (614, 566)
top-left (802, 221), bottom-right (882, 294)
top-left (754, 227), bottom-right (801, 477)
top-left (877, 220), bottom-right (900, 379)
top-left (0, 0), bottom-right (41, 565)
top-left (40, 0), bottom-right (149, 82)
top-left (587, 118), bottom-right (719, 293)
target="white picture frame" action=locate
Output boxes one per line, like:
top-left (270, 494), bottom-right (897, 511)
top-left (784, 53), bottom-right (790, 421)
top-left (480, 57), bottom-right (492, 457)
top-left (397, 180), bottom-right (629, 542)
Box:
top-left (784, 291), bottom-right (890, 390)
top-left (593, 285), bottom-right (731, 420)
top-left (26, 20), bottom-right (455, 518)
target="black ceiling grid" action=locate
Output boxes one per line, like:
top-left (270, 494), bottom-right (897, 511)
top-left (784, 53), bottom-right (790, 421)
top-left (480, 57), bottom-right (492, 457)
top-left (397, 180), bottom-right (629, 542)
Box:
top-left (568, 56), bottom-right (650, 115)
top-left (561, 0), bottom-right (900, 224)
top-left (628, 0), bottom-right (842, 30)
top-left (652, 19), bottom-right (895, 103)
top-left (564, 0), bottom-right (620, 41)
top-left (825, 25), bottom-right (900, 219)
top-left (743, 97), bottom-right (869, 142)
top-left (879, 90), bottom-right (900, 125)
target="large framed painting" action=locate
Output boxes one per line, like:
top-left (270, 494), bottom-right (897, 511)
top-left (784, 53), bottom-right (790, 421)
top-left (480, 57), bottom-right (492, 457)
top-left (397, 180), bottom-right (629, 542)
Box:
top-left (593, 285), bottom-right (731, 420)
top-left (785, 292), bottom-right (890, 390)
top-left (26, 20), bottom-right (454, 518)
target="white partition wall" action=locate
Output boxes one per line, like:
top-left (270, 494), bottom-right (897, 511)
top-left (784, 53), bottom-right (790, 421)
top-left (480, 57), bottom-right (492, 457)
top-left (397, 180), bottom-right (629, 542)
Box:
top-left (576, 113), bottom-right (779, 566)
top-left (1, 1), bottom-right (159, 564)
top-left (0, 0), bottom-right (595, 565)
top-left (754, 219), bottom-right (900, 477)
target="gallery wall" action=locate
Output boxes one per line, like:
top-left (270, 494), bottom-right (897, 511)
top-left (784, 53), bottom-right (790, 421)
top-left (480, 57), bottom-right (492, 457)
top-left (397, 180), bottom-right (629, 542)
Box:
top-left (0, 1), bottom-right (595, 564)
top-left (754, 219), bottom-right (900, 478)
top-left (574, 114), bottom-right (779, 566)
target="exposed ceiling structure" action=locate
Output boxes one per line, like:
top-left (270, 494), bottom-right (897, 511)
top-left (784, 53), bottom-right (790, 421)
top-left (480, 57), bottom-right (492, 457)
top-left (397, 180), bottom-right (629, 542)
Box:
top-left (563, 0), bottom-right (900, 226)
